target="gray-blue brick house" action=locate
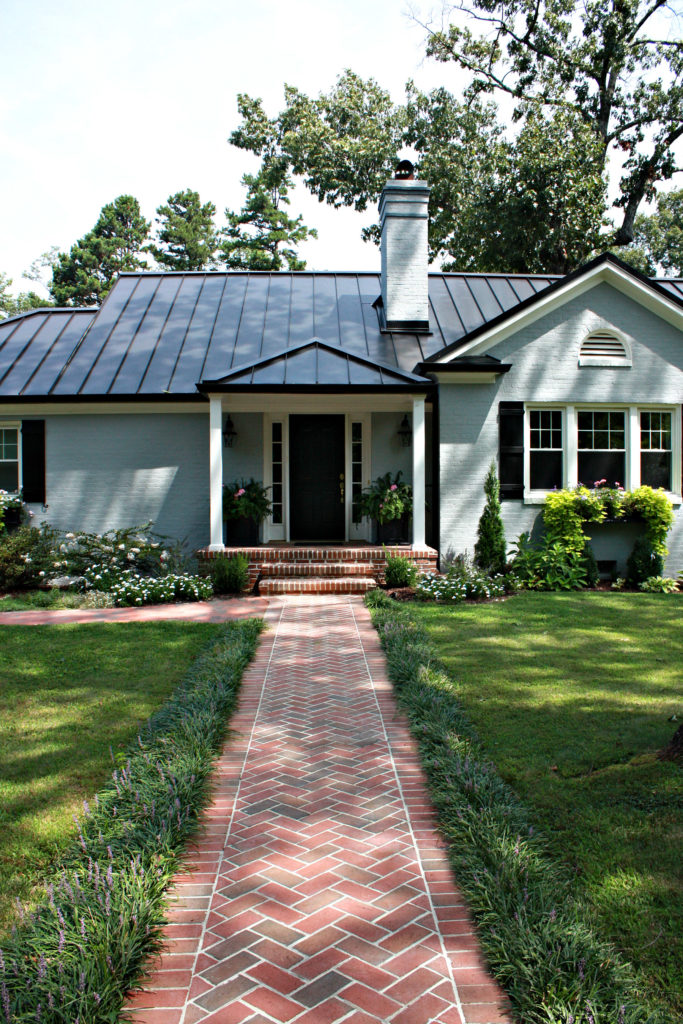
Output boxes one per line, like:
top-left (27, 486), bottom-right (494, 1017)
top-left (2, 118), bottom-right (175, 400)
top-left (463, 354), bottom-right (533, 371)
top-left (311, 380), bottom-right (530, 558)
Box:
top-left (1, 167), bottom-right (682, 573)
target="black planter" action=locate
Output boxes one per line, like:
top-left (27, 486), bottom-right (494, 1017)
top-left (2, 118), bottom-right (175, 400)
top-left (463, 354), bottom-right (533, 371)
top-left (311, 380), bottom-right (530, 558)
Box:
top-left (376, 515), bottom-right (411, 545)
top-left (224, 516), bottom-right (260, 546)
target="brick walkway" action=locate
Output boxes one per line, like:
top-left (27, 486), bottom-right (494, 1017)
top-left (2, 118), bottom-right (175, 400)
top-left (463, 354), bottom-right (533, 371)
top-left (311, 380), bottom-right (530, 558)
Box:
top-left (127, 595), bottom-right (512, 1024)
top-left (0, 596), bottom-right (269, 626)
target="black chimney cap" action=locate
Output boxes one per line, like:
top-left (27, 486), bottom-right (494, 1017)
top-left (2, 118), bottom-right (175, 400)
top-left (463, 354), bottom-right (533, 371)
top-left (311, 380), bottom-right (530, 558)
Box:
top-left (395, 159), bottom-right (415, 180)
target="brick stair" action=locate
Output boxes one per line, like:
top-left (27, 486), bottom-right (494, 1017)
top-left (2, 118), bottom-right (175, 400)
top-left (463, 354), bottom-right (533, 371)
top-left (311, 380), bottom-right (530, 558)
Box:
top-left (197, 544), bottom-right (438, 595)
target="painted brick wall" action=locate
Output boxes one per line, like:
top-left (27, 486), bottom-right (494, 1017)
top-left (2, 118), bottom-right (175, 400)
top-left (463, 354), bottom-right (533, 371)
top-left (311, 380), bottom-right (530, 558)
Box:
top-left (29, 413), bottom-right (210, 553)
top-left (221, 413), bottom-right (263, 485)
top-left (439, 283), bottom-right (683, 572)
top-left (371, 412), bottom-right (413, 484)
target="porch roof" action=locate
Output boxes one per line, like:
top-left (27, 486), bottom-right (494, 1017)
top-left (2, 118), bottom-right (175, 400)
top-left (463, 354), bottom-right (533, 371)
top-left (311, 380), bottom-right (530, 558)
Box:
top-left (197, 338), bottom-right (433, 392)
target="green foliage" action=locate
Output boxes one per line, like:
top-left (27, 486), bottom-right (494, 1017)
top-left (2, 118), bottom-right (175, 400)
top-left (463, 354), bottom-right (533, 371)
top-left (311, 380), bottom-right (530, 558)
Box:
top-left (0, 619), bottom-right (263, 1021)
top-left (622, 487), bottom-right (674, 555)
top-left (474, 461), bottom-right (506, 572)
top-left (0, 524), bottom-right (61, 589)
top-left (50, 195), bottom-right (150, 306)
top-left (212, 554), bottom-right (250, 594)
top-left (633, 188), bottom-right (683, 275)
top-left (220, 156), bottom-right (316, 271)
top-left (359, 471), bottom-right (412, 524)
top-left (510, 533), bottom-right (588, 590)
top-left (0, 272), bottom-right (51, 318)
top-left (638, 575), bottom-right (678, 593)
top-left (83, 565), bottom-right (213, 605)
top-left (146, 189), bottom-right (219, 271)
top-left (626, 536), bottom-right (664, 586)
top-left (543, 487), bottom-right (606, 553)
top-left (426, 0), bottom-right (683, 249)
top-left (580, 544), bottom-right (600, 588)
top-left (383, 553), bottom-right (419, 588)
top-left (365, 596), bottom-right (659, 1023)
top-left (543, 485), bottom-right (674, 558)
top-left (222, 478), bottom-right (272, 523)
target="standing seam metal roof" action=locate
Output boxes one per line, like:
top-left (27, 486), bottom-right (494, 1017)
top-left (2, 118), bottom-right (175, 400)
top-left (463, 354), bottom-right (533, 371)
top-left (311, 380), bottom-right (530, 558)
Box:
top-left (0, 268), bottom-right (681, 398)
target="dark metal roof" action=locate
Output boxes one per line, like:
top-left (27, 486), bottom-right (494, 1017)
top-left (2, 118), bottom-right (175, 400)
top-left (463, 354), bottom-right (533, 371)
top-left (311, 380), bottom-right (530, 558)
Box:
top-left (199, 338), bottom-right (432, 392)
top-left (0, 261), bottom-right (680, 398)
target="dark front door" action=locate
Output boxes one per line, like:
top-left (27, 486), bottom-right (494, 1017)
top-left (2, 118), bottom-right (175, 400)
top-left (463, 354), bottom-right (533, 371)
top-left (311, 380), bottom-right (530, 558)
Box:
top-left (290, 415), bottom-right (345, 541)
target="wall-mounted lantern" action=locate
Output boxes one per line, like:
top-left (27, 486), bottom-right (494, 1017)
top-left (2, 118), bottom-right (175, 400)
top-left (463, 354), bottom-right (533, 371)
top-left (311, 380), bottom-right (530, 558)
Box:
top-left (397, 414), bottom-right (412, 447)
top-left (222, 415), bottom-right (237, 448)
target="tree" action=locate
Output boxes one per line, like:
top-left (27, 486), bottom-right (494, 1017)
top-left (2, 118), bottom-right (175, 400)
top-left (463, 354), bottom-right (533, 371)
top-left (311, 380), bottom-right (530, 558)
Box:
top-left (50, 196), bottom-right (150, 306)
top-left (229, 71), bottom-right (608, 274)
top-left (425, 0), bottom-right (683, 245)
top-left (0, 272), bottom-right (51, 318)
top-left (474, 462), bottom-right (507, 573)
top-left (632, 188), bottom-right (683, 274)
top-left (219, 158), bottom-right (317, 271)
top-left (146, 189), bottom-right (219, 271)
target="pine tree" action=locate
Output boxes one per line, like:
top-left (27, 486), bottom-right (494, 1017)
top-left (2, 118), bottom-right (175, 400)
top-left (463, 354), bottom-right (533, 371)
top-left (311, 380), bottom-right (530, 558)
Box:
top-left (474, 462), bottom-right (507, 572)
top-left (50, 196), bottom-right (150, 306)
top-left (219, 159), bottom-right (316, 271)
top-left (146, 189), bottom-right (219, 271)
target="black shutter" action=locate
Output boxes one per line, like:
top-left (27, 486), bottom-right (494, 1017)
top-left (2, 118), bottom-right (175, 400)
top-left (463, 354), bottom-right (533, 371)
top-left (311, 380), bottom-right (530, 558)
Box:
top-left (499, 402), bottom-right (524, 499)
top-left (21, 420), bottom-right (45, 503)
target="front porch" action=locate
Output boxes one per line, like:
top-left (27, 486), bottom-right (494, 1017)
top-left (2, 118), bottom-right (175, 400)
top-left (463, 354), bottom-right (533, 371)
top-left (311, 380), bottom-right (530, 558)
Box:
top-left (197, 542), bottom-right (438, 594)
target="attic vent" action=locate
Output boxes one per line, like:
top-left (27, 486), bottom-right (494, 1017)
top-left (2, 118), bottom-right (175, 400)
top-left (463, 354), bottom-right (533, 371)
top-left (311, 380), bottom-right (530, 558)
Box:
top-left (579, 330), bottom-right (631, 367)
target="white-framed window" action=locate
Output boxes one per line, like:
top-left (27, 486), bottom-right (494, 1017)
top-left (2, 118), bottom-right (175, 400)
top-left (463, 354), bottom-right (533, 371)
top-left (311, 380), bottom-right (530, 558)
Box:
top-left (524, 405), bottom-right (681, 500)
top-left (0, 423), bottom-right (20, 493)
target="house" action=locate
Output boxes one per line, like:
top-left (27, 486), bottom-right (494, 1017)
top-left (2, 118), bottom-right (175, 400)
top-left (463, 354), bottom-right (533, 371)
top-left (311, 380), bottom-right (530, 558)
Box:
top-left (1, 164), bottom-right (682, 590)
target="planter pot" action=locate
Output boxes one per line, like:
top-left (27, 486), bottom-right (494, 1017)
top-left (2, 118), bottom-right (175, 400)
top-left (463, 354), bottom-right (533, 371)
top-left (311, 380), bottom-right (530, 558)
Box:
top-left (3, 507), bottom-right (22, 531)
top-left (224, 516), bottom-right (260, 546)
top-left (376, 515), bottom-right (411, 545)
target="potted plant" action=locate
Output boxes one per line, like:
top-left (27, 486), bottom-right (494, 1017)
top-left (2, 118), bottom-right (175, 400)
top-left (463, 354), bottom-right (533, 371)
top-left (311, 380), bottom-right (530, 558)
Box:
top-left (223, 478), bottom-right (272, 545)
top-left (359, 471), bottom-right (413, 544)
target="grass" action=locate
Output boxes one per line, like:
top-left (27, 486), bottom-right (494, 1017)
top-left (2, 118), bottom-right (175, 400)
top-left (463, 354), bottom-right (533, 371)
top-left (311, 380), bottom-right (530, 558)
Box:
top-left (0, 621), bottom-right (224, 935)
top-left (413, 592), bottom-right (682, 1020)
top-left (0, 589), bottom-right (94, 611)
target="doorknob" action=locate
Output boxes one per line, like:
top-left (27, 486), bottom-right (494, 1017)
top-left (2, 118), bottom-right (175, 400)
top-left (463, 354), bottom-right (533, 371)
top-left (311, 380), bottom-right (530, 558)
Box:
top-left (339, 473), bottom-right (345, 503)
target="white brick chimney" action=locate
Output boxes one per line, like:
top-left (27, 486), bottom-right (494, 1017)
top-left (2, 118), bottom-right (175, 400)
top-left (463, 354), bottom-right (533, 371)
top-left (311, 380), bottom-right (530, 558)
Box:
top-left (379, 164), bottom-right (430, 332)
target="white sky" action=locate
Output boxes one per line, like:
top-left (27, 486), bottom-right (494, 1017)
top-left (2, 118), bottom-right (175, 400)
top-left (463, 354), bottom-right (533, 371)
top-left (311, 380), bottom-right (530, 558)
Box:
top-left (1, 0), bottom-right (679, 296)
top-left (0, 0), bottom-right (455, 293)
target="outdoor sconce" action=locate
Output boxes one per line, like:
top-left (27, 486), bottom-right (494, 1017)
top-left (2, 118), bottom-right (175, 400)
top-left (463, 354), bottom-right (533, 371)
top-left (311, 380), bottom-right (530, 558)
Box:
top-left (222, 415), bottom-right (237, 448)
top-left (397, 414), bottom-right (412, 447)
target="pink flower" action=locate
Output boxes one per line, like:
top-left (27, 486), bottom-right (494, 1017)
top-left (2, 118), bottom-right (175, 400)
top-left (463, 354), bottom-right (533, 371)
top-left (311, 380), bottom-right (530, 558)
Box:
top-left (235, 488), bottom-right (245, 497)
top-left (390, 484), bottom-right (398, 491)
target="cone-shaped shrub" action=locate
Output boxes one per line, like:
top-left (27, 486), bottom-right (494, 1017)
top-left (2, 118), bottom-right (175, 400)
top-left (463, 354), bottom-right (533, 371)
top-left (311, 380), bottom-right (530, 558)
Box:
top-left (474, 462), bottom-right (506, 573)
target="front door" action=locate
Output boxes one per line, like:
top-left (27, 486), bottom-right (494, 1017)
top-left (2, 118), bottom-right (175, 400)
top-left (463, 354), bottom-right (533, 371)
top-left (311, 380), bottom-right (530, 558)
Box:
top-left (289, 415), bottom-right (345, 541)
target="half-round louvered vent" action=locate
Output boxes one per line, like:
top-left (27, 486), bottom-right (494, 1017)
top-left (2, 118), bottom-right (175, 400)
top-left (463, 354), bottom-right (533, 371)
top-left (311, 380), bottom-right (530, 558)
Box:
top-left (579, 330), bottom-right (631, 366)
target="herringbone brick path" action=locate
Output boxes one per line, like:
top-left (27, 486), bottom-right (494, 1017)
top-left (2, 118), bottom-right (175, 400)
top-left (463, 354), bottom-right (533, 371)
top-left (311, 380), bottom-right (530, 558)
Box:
top-left (127, 596), bottom-right (512, 1024)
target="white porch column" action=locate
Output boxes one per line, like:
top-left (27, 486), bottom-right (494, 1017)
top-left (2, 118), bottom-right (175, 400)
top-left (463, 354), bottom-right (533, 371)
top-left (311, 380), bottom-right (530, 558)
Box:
top-left (209, 396), bottom-right (224, 550)
top-left (412, 396), bottom-right (426, 548)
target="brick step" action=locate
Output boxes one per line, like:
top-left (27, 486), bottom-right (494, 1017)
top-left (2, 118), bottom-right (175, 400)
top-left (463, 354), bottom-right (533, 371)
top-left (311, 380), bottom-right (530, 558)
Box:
top-left (260, 561), bottom-right (372, 578)
top-left (258, 576), bottom-right (378, 595)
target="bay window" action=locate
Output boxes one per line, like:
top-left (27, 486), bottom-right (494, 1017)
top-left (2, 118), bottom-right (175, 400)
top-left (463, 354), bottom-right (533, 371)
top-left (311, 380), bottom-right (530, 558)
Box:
top-left (577, 410), bottom-right (625, 487)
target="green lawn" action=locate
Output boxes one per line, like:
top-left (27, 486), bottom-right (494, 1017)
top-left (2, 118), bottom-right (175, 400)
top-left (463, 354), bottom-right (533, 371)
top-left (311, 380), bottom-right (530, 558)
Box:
top-left (414, 592), bottom-right (682, 1018)
top-left (0, 622), bottom-right (224, 935)
top-left (0, 590), bottom-right (94, 611)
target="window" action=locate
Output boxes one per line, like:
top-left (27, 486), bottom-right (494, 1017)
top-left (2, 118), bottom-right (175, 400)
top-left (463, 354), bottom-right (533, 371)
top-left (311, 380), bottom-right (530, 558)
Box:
top-left (271, 422), bottom-right (283, 524)
top-left (351, 421), bottom-right (363, 523)
top-left (577, 410), bottom-right (625, 487)
top-left (521, 405), bottom-right (680, 498)
top-left (641, 411), bottom-right (672, 490)
top-left (529, 409), bottom-right (563, 489)
top-left (0, 425), bottom-right (19, 492)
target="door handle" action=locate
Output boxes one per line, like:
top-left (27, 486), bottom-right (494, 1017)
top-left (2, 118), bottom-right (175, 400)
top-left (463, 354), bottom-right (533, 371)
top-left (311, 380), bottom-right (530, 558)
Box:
top-left (340, 473), bottom-right (345, 503)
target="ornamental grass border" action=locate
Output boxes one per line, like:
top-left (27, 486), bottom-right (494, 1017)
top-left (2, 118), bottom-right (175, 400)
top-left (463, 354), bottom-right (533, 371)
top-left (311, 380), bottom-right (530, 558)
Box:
top-left (364, 590), bottom-right (662, 1024)
top-left (0, 618), bottom-right (264, 1024)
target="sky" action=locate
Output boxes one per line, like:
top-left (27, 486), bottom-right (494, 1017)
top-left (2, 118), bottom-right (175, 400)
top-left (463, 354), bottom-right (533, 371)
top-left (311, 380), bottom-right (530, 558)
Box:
top-left (0, 0), bottom-right (456, 294)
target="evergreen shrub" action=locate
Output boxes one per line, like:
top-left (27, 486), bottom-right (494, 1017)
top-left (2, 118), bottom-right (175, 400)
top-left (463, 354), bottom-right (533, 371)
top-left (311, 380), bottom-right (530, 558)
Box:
top-left (474, 462), bottom-right (506, 572)
top-left (212, 554), bottom-right (250, 594)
